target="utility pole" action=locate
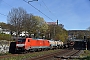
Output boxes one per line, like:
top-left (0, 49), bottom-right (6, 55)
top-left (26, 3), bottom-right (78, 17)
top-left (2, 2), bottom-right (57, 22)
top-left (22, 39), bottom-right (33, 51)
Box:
top-left (53, 20), bottom-right (58, 39)
top-left (57, 20), bottom-right (58, 26)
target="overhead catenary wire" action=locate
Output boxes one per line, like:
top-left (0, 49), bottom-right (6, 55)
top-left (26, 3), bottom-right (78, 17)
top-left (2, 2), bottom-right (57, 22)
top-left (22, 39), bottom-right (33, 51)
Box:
top-left (37, 0), bottom-right (59, 25)
top-left (0, 13), bottom-right (7, 16)
top-left (42, 0), bottom-right (58, 20)
top-left (2, 0), bottom-right (13, 8)
top-left (1, 0), bottom-right (55, 22)
top-left (23, 0), bottom-right (54, 22)
top-left (42, 0), bottom-right (63, 25)
top-left (0, 0), bottom-right (13, 17)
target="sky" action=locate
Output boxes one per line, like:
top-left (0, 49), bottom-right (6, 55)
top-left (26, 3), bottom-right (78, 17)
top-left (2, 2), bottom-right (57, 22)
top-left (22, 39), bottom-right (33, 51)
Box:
top-left (0, 0), bottom-right (90, 30)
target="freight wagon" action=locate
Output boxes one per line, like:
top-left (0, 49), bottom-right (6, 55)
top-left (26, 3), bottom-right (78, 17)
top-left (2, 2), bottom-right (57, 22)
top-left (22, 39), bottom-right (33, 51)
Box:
top-left (48, 40), bottom-right (63, 49)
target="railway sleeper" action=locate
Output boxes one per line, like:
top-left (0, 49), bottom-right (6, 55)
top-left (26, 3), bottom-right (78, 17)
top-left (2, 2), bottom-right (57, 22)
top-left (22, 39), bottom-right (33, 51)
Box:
top-left (54, 56), bottom-right (87, 59)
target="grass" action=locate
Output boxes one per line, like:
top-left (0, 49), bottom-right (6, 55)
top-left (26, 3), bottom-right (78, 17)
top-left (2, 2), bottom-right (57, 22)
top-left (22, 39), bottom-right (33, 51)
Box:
top-left (0, 34), bottom-right (12, 41)
top-left (2, 49), bottom-right (90, 60)
top-left (80, 50), bottom-right (90, 60)
top-left (0, 49), bottom-right (61, 60)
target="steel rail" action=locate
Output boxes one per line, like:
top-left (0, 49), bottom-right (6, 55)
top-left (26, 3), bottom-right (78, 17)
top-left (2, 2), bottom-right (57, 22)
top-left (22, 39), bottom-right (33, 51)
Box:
top-left (26, 49), bottom-right (70, 60)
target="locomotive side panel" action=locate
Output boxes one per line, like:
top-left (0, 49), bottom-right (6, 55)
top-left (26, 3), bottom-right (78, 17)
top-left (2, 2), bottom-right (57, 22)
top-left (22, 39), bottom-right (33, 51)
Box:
top-left (24, 38), bottom-right (50, 51)
top-left (15, 38), bottom-right (63, 53)
top-left (25, 38), bottom-right (38, 50)
top-left (44, 40), bottom-right (50, 48)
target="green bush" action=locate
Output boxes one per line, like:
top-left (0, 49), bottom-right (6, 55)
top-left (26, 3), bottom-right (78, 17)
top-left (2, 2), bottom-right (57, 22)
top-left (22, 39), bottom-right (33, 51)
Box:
top-left (0, 34), bottom-right (12, 41)
top-left (86, 56), bottom-right (90, 60)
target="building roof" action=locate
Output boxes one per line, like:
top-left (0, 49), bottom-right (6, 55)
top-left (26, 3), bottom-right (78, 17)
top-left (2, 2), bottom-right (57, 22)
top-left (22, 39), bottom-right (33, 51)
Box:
top-left (47, 22), bottom-right (57, 25)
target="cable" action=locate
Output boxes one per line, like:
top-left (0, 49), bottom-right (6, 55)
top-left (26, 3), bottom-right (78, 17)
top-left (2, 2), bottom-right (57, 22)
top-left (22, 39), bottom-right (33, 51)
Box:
top-left (23, 0), bottom-right (54, 22)
top-left (42, 0), bottom-right (58, 20)
top-left (1, 0), bottom-right (55, 22)
top-left (0, 13), bottom-right (7, 16)
top-left (42, 0), bottom-right (62, 25)
top-left (2, 0), bottom-right (13, 8)
top-left (28, 0), bottom-right (38, 2)
top-left (0, 0), bottom-right (13, 17)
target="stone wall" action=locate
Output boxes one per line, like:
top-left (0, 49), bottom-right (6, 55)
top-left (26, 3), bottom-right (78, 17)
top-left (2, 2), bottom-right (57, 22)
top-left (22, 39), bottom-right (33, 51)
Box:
top-left (0, 40), bottom-right (10, 53)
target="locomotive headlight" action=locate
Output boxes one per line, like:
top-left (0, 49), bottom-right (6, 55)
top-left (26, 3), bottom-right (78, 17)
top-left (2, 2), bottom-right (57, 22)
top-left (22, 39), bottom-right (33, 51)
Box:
top-left (16, 44), bottom-right (25, 47)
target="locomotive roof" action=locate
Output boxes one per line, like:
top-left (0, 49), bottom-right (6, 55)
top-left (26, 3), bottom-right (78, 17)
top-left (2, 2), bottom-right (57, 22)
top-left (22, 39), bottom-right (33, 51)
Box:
top-left (17, 37), bottom-right (48, 40)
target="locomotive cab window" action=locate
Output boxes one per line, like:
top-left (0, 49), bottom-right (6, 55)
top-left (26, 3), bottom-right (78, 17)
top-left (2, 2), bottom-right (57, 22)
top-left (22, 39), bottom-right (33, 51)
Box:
top-left (18, 39), bottom-right (26, 42)
top-left (28, 39), bottom-right (30, 42)
top-left (48, 41), bottom-right (49, 43)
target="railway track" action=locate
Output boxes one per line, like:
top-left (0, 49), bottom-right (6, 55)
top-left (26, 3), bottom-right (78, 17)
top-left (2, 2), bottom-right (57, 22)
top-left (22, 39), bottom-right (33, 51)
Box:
top-left (27, 49), bottom-right (83, 60)
top-left (0, 49), bottom-right (64, 60)
top-left (26, 49), bottom-right (80, 60)
top-left (0, 49), bottom-right (84, 60)
top-left (54, 50), bottom-right (81, 60)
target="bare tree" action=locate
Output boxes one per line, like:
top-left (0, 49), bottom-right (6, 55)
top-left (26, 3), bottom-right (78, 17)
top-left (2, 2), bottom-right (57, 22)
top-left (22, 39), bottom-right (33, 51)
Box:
top-left (7, 7), bottom-right (48, 38)
top-left (7, 7), bottom-right (27, 36)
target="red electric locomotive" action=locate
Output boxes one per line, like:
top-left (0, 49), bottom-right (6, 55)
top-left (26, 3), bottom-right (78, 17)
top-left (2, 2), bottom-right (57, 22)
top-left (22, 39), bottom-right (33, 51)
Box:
top-left (15, 38), bottom-right (50, 52)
